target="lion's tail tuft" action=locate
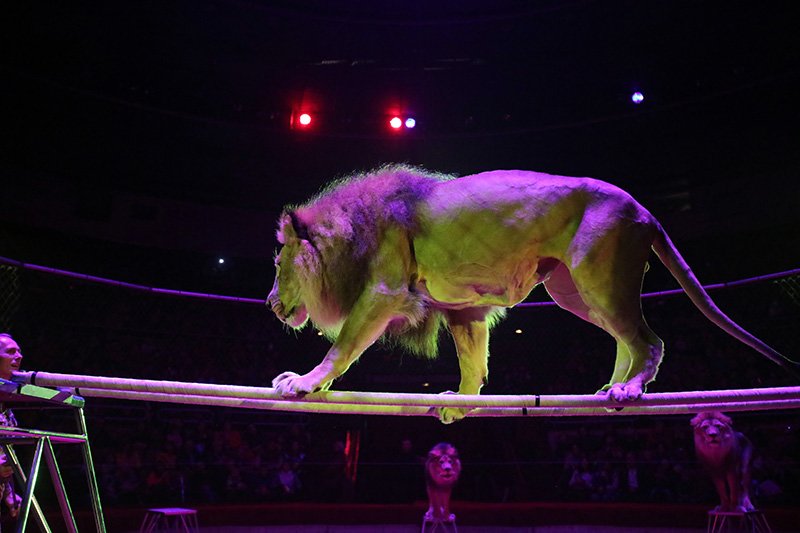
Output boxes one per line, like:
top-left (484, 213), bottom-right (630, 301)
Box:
top-left (651, 225), bottom-right (799, 378)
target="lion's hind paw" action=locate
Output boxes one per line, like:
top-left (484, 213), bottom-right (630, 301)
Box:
top-left (596, 382), bottom-right (644, 412)
top-left (607, 382), bottom-right (644, 402)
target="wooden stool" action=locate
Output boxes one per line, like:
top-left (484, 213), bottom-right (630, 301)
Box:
top-left (707, 509), bottom-right (772, 533)
top-left (140, 507), bottom-right (199, 533)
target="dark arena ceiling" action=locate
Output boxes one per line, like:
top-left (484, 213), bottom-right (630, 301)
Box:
top-left (2, 1), bottom-right (799, 288)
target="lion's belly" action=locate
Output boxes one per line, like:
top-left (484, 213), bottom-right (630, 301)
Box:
top-left (412, 214), bottom-right (555, 309)
top-left (414, 259), bottom-right (542, 309)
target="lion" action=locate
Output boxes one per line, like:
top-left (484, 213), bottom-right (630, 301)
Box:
top-left (424, 442), bottom-right (461, 523)
top-left (267, 164), bottom-right (798, 423)
top-left (691, 411), bottom-right (754, 512)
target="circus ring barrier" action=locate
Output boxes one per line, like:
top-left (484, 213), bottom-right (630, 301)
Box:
top-left (0, 379), bottom-right (105, 533)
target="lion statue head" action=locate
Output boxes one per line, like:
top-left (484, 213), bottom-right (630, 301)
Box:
top-left (690, 411), bottom-right (755, 512)
top-left (424, 442), bottom-right (461, 522)
top-left (691, 411), bottom-right (735, 451)
top-left (426, 442), bottom-right (461, 489)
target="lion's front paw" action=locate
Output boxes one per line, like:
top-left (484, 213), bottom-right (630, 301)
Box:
top-left (272, 371), bottom-right (323, 397)
top-left (435, 390), bottom-right (472, 424)
top-left (438, 406), bottom-right (470, 424)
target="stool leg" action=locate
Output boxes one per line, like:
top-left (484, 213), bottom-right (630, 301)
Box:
top-left (139, 513), bottom-right (156, 533)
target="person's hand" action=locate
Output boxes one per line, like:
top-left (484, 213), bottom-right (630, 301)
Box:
top-left (0, 455), bottom-right (14, 479)
top-left (4, 489), bottom-right (21, 517)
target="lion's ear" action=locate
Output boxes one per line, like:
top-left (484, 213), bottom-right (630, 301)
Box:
top-left (277, 210), bottom-right (312, 244)
top-left (277, 213), bottom-right (293, 244)
top-left (288, 211), bottom-right (311, 241)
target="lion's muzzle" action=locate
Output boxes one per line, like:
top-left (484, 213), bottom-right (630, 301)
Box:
top-left (268, 297), bottom-right (309, 329)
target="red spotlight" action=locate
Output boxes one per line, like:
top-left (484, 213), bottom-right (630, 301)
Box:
top-left (389, 116), bottom-right (402, 129)
top-left (290, 111), bottom-right (315, 130)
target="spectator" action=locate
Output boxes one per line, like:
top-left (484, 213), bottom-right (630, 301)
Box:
top-left (568, 458), bottom-right (595, 499)
top-left (620, 451), bottom-right (642, 501)
top-left (272, 460), bottom-right (302, 498)
top-left (392, 436), bottom-right (424, 503)
top-left (0, 334), bottom-right (24, 519)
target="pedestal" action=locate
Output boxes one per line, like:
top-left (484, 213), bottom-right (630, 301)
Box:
top-left (421, 513), bottom-right (458, 533)
top-left (139, 507), bottom-right (199, 533)
top-left (707, 509), bottom-right (772, 533)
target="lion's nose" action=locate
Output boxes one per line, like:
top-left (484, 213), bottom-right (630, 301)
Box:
top-left (266, 294), bottom-right (283, 315)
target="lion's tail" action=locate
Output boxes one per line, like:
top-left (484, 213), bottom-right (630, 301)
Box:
top-left (651, 225), bottom-right (800, 378)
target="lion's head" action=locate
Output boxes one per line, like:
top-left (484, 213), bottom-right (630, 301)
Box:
top-left (267, 210), bottom-right (348, 332)
top-left (267, 212), bottom-right (310, 329)
top-left (266, 165), bottom-right (466, 355)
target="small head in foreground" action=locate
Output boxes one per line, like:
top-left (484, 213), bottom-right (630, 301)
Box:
top-left (0, 334), bottom-right (23, 381)
top-left (424, 442), bottom-right (461, 522)
top-left (690, 411), bottom-right (754, 512)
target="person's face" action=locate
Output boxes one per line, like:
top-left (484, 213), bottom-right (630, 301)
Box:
top-left (0, 336), bottom-right (23, 380)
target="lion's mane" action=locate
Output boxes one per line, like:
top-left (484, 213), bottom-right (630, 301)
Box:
top-left (286, 164), bottom-right (470, 357)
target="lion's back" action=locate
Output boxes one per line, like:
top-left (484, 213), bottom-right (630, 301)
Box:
top-left (418, 170), bottom-right (639, 247)
top-left (424, 170), bottom-right (626, 216)
top-left (423, 170), bottom-right (655, 239)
